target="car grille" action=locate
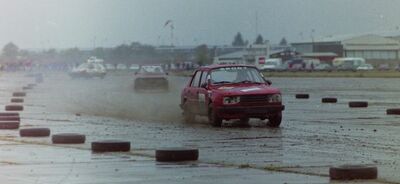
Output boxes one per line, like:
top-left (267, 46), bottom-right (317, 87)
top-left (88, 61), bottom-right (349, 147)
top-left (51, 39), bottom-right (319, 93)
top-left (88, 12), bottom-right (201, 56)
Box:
top-left (240, 95), bottom-right (270, 105)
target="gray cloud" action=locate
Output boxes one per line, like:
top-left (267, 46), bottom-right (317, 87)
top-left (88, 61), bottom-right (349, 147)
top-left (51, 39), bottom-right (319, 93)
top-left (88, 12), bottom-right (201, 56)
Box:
top-left (0, 0), bottom-right (399, 48)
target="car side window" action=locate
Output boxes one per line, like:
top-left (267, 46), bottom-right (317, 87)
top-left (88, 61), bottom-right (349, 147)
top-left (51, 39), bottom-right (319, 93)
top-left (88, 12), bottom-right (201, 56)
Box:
top-left (199, 71), bottom-right (208, 87)
top-left (191, 71), bottom-right (201, 87)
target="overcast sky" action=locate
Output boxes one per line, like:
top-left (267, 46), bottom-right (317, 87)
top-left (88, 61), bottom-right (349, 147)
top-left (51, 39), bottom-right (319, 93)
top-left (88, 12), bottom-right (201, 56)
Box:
top-left (2, 0), bottom-right (400, 49)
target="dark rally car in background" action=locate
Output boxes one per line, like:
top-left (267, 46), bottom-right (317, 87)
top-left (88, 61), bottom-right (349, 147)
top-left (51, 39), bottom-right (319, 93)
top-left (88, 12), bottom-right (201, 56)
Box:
top-left (133, 65), bottom-right (169, 92)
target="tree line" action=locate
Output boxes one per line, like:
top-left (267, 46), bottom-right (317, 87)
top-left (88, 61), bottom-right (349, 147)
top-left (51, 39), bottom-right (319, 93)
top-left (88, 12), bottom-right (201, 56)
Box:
top-left (232, 32), bottom-right (288, 46)
top-left (0, 33), bottom-right (288, 66)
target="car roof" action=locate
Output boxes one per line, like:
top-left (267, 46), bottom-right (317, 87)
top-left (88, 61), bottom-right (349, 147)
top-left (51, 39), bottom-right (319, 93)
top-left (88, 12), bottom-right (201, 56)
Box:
top-left (198, 64), bottom-right (257, 71)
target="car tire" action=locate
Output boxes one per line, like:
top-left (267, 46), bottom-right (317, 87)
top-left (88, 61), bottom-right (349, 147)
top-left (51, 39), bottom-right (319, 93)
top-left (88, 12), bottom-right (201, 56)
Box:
top-left (0, 116), bottom-right (20, 122)
top-left (183, 103), bottom-right (195, 123)
top-left (52, 133), bottom-right (86, 144)
top-left (13, 92), bottom-right (26, 97)
top-left (0, 122), bottom-right (19, 129)
top-left (91, 140), bottom-right (131, 153)
top-left (11, 98), bottom-right (24, 103)
top-left (267, 113), bottom-right (282, 127)
top-left (386, 108), bottom-right (400, 115)
top-left (5, 105), bottom-right (23, 111)
top-left (295, 94), bottom-right (309, 99)
top-left (322, 97), bottom-right (337, 103)
top-left (329, 165), bottom-right (377, 180)
top-left (239, 118), bottom-right (250, 127)
top-left (349, 101), bottom-right (368, 108)
top-left (208, 105), bottom-right (222, 127)
top-left (155, 148), bottom-right (199, 162)
top-left (20, 128), bottom-right (50, 137)
top-left (0, 113), bottom-right (19, 116)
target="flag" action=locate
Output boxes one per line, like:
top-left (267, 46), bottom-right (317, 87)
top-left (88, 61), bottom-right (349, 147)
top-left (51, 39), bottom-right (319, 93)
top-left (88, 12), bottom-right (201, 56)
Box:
top-left (164, 20), bottom-right (172, 27)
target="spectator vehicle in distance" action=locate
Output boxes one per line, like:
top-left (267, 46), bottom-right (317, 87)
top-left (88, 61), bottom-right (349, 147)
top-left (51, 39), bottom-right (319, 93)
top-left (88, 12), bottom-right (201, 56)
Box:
top-left (356, 63), bottom-right (374, 71)
top-left (286, 58), bottom-right (306, 71)
top-left (180, 64), bottom-right (284, 127)
top-left (105, 63), bottom-right (116, 71)
top-left (378, 64), bottom-right (390, 71)
top-left (69, 57), bottom-right (106, 79)
top-left (314, 63), bottom-right (333, 71)
top-left (116, 63), bottom-right (128, 70)
top-left (303, 58), bottom-right (320, 71)
top-left (133, 65), bottom-right (169, 91)
top-left (129, 64), bottom-right (140, 72)
top-left (259, 58), bottom-right (282, 71)
top-left (395, 64), bottom-right (400, 72)
top-left (334, 57), bottom-right (366, 71)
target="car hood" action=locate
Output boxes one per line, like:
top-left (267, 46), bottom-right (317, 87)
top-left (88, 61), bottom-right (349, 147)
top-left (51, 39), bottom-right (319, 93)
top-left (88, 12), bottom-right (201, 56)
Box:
top-left (211, 84), bottom-right (280, 96)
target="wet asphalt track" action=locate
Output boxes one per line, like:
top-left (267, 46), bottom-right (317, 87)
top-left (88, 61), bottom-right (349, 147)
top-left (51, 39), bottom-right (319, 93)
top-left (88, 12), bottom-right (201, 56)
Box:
top-left (0, 72), bottom-right (400, 183)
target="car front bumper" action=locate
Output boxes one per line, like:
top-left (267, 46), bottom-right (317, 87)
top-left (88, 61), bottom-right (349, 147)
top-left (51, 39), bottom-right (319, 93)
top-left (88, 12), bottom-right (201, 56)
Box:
top-left (134, 78), bottom-right (169, 90)
top-left (216, 105), bottom-right (285, 119)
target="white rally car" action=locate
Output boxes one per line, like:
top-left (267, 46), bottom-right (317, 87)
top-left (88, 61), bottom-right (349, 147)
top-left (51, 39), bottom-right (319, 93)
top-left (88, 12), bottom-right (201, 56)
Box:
top-left (69, 57), bottom-right (107, 79)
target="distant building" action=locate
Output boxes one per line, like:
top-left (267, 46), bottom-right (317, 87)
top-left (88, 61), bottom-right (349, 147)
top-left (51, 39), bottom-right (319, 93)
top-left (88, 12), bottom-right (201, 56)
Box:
top-left (213, 50), bottom-right (246, 64)
top-left (213, 44), bottom-right (269, 65)
top-left (213, 44), bottom-right (298, 68)
top-left (292, 34), bottom-right (400, 61)
top-left (301, 52), bottom-right (338, 63)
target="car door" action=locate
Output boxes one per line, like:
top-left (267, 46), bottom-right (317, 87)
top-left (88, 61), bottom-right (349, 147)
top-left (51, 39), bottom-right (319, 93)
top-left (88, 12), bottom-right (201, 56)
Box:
top-left (185, 71), bottom-right (202, 113)
top-left (196, 71), bottom-right (209, 116)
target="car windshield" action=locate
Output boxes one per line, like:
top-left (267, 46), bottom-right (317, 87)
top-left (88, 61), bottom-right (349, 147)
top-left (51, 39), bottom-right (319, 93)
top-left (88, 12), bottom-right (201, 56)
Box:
top-left (210, 66), bottom-right (264, 84)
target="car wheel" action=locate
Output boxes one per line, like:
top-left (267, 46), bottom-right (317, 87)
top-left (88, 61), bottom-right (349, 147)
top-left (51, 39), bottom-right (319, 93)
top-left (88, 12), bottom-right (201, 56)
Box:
top-left (267, 112), bottom-right (282, 127)
top-left (239, 118), bottom-right (250, 127)
top-left (208, 105), bottom-right (222, 127)
top-left (183, 103), bottom-right (195, 123)
top-left (134, 79), bottom-right (141, 90)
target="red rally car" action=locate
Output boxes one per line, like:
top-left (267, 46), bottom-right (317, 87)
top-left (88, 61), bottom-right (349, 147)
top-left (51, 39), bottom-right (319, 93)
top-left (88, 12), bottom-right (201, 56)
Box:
top-left (180, 64), bottom-right (284, 127)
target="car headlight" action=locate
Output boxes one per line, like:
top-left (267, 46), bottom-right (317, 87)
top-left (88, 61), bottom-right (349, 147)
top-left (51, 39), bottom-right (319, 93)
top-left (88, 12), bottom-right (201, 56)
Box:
top-left (268, 94), bottom-right (282, 103)
top-left (223, 96), bottom-right (240, 105)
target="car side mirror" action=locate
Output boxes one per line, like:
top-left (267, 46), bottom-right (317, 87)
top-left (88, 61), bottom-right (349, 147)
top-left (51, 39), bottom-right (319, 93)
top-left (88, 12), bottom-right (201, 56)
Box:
top-left (201, 82), bottom-right (208, 88)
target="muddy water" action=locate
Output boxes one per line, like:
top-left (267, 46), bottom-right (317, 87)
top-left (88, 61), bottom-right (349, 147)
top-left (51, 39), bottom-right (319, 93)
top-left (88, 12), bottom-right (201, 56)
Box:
top-left (6, 72), bottom-right (400, 183)
top-left (44, 74), bottom-right (187, 122)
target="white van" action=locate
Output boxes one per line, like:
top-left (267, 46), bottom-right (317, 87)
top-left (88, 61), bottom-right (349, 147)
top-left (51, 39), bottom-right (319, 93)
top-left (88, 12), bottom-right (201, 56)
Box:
top-left (332, 57), bottom-right (366, 67)
top-left (259, 58), bottom-right (282, 71)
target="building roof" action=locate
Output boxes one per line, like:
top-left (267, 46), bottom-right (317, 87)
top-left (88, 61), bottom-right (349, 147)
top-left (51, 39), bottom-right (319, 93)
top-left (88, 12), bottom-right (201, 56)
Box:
top-left (293, 33), bottom-right (400, 44)
top-left (292, 34), bottom-right (358, 44)
top-left (342, 34), bottom-right (400, 50)
top-left (302, 52), bottom-right (338, 57)
top-left (293, 34), bottom-right (400, 50)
